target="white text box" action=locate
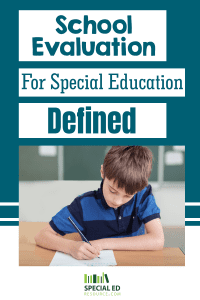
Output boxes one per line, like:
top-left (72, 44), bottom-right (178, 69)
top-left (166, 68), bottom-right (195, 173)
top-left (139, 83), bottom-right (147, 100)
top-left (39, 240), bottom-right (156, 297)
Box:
top-left (19, 11), bottom-right (166, 61)
top-left (19, 103), bottom-right (166, 138)
top-left (19, 68), bottom-right (185, 97)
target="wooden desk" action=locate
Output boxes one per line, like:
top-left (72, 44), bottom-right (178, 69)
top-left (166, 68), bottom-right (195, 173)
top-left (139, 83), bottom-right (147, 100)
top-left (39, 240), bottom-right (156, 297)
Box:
top-left (19, 222), bottom-right (185, 266)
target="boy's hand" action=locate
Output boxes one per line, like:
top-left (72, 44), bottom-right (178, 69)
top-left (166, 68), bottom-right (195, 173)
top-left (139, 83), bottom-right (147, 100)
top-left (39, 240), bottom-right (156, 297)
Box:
top-left (68, 241), bottom-right (100, 260)
top-left (90, 239), bottom-right (105, 252)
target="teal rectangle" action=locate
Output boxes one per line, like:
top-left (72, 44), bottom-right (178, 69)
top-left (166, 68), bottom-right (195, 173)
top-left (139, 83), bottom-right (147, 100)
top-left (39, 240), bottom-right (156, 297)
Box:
top-left (0, 221), bottom-right (19, 226)
top-left (185, 200), bottom-right (200, 203)
top-left (0, 206), bottom-right (19, 218)
top-left (0, 199), bottom-right (18, 203)
top-left (185, 206), bottom-right (200, 218)
top-left (185, 221), bottom-right (200, 226)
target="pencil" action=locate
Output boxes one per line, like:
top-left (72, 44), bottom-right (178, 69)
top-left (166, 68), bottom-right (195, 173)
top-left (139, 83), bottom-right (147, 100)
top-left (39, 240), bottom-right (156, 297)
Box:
top-left (68, 216), bottom-right (100, 258)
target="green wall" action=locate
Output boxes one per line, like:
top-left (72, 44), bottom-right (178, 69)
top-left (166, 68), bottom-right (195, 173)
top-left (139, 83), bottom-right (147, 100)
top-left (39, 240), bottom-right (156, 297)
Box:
top-left (19, 146), bottom-right (58, 181)
top-left (64, 146), bottom-right (158, 181)
top-left (19, 146), bottom-right (185, 182)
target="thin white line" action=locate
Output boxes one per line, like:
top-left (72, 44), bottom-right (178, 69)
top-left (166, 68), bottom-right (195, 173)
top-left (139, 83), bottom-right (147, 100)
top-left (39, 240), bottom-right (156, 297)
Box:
top-left (185, 203), bottom-right (200, 206)
top-left (185, 218), bottom-right (200, 221)
top-left (0, 218), bottom-right (19, 221)
top-left (0, 203), bottom-right (19, 206)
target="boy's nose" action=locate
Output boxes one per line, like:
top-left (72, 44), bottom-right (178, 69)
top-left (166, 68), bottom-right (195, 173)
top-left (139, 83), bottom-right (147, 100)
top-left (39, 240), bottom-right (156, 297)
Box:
top-left (115, 198), bottom-right (124, 206)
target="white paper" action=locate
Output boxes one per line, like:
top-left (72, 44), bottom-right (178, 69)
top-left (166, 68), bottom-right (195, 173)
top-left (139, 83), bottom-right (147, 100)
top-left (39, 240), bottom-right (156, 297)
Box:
top-left (50, 250), bottom-right (117, 266)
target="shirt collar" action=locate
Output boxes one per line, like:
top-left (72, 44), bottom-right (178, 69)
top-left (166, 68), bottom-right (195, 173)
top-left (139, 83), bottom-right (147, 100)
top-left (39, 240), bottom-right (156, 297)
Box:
top-left (97, 179), bottom-right (136, 210)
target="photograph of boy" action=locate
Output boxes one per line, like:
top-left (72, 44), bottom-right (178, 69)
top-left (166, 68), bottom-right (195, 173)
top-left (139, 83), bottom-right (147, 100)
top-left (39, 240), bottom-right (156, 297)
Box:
top-left (35, 146), bottom-right (164, 260)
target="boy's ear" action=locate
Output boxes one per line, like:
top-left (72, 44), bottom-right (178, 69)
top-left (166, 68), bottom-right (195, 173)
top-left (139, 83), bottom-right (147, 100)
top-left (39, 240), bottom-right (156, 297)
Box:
top-left (100, 165), bottom-right (104, 179)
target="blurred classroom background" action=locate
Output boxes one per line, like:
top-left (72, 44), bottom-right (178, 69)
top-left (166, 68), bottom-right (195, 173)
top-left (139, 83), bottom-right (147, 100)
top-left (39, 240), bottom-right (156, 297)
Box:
top-left (19, 146), bottom-right (185, 253)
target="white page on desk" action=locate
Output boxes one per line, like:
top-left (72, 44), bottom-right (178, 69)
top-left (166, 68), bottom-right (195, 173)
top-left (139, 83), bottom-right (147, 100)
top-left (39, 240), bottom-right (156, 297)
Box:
top-left (50, 250), bottom-right (117, 266)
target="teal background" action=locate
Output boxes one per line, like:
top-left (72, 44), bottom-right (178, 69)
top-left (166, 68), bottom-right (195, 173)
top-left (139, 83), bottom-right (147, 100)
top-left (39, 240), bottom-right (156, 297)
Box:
top-left (0, 1), bottom-right (199, 224)
top-left (0, 207), bottom-right (19, 218)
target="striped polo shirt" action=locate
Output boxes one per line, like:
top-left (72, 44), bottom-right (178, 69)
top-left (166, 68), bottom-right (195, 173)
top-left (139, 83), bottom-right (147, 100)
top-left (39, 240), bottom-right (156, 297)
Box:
top-left (49, 181), bottom-right (160, 241)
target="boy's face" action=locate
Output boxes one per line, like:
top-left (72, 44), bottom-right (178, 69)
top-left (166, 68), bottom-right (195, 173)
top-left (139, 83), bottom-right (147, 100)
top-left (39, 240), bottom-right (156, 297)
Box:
top-left (100, 165), bottom-right (136, 208)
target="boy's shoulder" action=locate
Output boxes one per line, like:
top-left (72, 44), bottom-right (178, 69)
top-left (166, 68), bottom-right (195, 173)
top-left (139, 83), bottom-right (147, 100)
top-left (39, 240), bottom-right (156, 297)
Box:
top-left (70, 189), bottom-right (102, 214)
top-left (75, 189), bottom-right (98, 202)
top-left (136, 184), bottom-right (153, 206)
top-left (68, 189), bottom-right (98, 213)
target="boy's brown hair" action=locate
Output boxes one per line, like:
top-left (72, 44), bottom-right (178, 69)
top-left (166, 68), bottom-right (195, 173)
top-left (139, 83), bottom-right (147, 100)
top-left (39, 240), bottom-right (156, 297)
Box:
top-left (103, 146), bottom-right (153, 194)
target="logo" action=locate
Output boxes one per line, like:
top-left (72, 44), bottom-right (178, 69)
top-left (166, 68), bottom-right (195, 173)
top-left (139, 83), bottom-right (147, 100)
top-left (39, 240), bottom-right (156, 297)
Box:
top-left (84, 272), bottom-right (109, 284)
top-left (84, 272), bottom-right (121, 297)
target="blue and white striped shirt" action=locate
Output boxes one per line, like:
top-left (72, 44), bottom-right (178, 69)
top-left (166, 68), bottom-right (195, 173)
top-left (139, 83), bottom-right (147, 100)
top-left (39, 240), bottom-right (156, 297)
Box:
top-left (50, 181), bottom-right (160, 241)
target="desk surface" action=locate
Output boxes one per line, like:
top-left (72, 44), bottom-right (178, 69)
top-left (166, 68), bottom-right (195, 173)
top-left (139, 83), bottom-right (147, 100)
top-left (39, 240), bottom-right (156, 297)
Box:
top-left (19, 222), bottom-right (185, 266)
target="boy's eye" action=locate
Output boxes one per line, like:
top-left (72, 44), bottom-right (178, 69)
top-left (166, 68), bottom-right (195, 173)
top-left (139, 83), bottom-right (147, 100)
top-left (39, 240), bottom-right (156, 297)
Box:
top-left (109, 190), bottom-right (116, 194)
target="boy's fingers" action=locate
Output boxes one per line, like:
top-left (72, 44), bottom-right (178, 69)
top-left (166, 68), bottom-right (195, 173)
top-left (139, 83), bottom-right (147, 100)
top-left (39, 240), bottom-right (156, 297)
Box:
top-left (83, 249), bottom-right (97, 259)
top-left (81, 253), bottom-right (92, 260)
top-left (80, 245), bottom-right (96, 259)
top-left (85, 243), bottom-right (100, 256)
top-left (82, 243), bottom-right (99, 257)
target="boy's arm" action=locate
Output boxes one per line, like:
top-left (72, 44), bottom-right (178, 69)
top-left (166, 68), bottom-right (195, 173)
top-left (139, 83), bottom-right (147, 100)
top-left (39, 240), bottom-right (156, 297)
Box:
top-left (90, 218), bottom-right (164, 251)
top-left (34, 224), bottom-right (100, 260)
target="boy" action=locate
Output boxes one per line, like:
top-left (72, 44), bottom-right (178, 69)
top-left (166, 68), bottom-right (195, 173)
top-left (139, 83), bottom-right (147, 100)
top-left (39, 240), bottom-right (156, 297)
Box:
top-left (35, 146), bottom-right (164, 260)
